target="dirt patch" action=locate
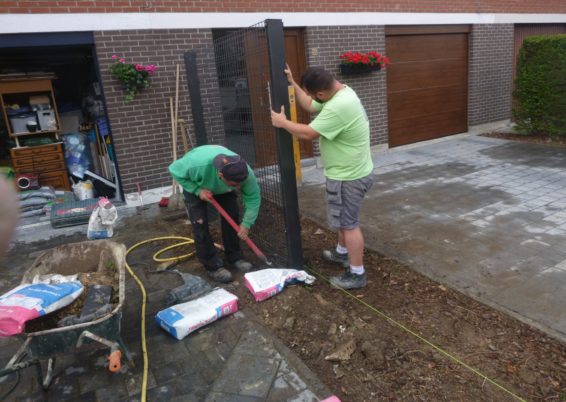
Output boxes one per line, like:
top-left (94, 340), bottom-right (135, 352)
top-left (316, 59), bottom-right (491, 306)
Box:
top-left (481, 132), bottom-right (566, 148)
top-left (16, 208), bottom-right (566, 400)
top-left (228, 219), bottom-right (566, 401)
top-left (137, 212), bottom-right (566, 401)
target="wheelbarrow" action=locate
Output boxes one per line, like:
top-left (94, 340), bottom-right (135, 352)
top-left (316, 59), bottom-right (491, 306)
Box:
top-left (0, 240), bottom-right (133, 390)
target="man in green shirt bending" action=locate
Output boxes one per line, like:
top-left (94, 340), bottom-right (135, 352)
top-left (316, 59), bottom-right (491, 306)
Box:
top-left (271, 66), bottom-right (373, 290)
top-left (169, 145), bottom-right (261, 283)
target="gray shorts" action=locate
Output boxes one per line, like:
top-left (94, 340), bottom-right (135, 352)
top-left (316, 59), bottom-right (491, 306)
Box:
top-left (326, 174), bottom-right (374, 230)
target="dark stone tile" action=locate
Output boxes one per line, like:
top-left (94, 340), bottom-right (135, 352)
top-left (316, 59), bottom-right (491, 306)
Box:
top-left (204, 392), bottom-right (262, 402)
top-left (94, 382), bottom-right (129, 402)
top-left (211, 354), bottom-right (279, 398)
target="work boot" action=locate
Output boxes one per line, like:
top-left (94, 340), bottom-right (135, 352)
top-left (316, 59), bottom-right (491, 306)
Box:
top-left (322, 249), bottom-right (349, 268)
top-left (329, 271), bottom-right (367, 290)
top-left (231, 259), bottom-right (253, 273)
top-left (207, 267), bottom-right (233, 283)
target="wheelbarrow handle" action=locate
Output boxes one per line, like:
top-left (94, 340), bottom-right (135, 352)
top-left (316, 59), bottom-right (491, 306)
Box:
top-left (208, 196), bottom-right (270, 265)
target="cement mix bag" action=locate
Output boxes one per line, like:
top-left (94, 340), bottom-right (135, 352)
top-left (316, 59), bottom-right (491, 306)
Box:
top-left (244, 269), bottom-right (316, 302)
top-left (0, 275), bottom-right (84, 336)
top-left (87, 197), bottom-right (118, 239)
top-left (155, 288), bottom-right (238, 340)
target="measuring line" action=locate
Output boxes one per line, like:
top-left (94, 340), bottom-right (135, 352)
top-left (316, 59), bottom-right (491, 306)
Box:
top-left (307, 266), bottom-right (527, 402)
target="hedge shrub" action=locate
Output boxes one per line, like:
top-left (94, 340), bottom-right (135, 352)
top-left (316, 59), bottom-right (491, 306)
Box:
top-left (513, 34), bottom-right (566, 136)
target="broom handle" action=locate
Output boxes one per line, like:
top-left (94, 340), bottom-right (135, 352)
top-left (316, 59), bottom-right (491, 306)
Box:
top-left (208, 196), bottom-right (269, 264)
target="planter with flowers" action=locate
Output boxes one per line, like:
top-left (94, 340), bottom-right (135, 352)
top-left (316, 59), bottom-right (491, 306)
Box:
top-left (109, 55), bottom-right (157, 102)
top-left (339, 51), bottom-right (389, 75)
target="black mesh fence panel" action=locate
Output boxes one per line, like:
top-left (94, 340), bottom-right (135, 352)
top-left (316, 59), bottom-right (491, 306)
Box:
top-left (213, 21), bottom-right (302, 267)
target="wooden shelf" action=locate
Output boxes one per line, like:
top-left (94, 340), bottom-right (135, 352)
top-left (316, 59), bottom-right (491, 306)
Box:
top-left (0, 77), bottom-right (61, 143)
top-left (11, 130), bottom-right (60, 137)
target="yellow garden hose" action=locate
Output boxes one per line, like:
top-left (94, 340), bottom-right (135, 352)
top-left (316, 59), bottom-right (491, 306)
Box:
top-left (123, 236), bottom-right (196, 402)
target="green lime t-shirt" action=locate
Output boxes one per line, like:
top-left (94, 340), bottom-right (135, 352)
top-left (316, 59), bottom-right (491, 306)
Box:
top-left (309, 86), bottom-right (373, 180)
top-left (168, 145), bottom-right (261, 228)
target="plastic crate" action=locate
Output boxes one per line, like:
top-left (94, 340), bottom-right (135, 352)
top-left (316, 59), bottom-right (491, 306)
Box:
top-left (50, 199), bottom-right (99, 228)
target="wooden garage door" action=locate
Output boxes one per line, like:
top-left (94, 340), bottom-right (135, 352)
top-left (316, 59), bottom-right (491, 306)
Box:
top-left (386, 25), bottom-right (470, 147)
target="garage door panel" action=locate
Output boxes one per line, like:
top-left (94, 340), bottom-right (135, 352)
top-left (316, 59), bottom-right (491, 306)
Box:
top-left (388, 85), bottom-right (467, 121)
top-left (387, 59), bottom-right (467, 93)
top-left (387, 34), bottom-right (467, 62)
top-left (389, 110), bottom-right (468, 147)
top-left (386, 28), bottom-right (468, 147)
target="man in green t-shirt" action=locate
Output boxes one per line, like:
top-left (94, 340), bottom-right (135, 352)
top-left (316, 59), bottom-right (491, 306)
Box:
top-left (169, 145), bottom-right (261, 283)
top-left (271, 66), bottom-right (373, 289)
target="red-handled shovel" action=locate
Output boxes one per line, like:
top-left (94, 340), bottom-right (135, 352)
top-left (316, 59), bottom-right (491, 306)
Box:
top-left (208, 196), bottom-right (272, 266)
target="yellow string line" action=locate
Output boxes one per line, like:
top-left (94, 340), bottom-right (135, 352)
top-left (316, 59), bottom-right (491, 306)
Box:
top-left (307, 266), bottom-right (527, 402)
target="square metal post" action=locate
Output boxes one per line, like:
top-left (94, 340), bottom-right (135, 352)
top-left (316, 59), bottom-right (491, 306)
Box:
top-left (184, 51), bottom-right (208, 146)
top-left (265, 19), bottom-right (304, 268)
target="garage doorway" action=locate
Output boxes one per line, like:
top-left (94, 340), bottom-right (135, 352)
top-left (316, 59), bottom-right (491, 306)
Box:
top-left (0, 33), bottom-right (122, 204)
top-left (385, 25), bottom-right (470, 147)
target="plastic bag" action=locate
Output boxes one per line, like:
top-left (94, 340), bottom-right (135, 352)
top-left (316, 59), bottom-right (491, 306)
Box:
top-left (72, 180), bottom-right (94, 201)
top-left (87, 197), bottom-right (118, 239)
top-left (63, 133), bottom-right (92, 179)
top-left (244, 269), bottom-right (316, 302)
top-left (0, 275), bottom-right (83, 336)
top-left (155, 288), bottom-right (238, 340)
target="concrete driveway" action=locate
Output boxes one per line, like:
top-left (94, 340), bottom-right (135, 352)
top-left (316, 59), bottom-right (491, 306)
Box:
top-left (299, 135), bottom-right (566, 342)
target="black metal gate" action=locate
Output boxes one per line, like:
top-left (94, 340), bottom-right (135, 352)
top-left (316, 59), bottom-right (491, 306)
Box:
top-left (212, 20), bottom-right (303, 268)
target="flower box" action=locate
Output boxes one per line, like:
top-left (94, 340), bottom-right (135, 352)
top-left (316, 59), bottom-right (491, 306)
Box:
top-left (340, 63), bottom-right (381, 75)
top-left (338, 51), bottom-right (389, 76)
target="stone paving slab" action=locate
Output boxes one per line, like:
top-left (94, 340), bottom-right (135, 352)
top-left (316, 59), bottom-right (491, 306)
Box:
top-left (300, 135), bottom-right (566, 342)
top-left (0, 228), bottom-right (333, 402)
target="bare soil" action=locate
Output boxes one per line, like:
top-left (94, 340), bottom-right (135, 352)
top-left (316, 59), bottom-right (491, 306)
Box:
top-left (150, 211), bottom-right (566, 402)
top-left (227, 218), bottom-right (566, 402)
top-left (481, 132), bottom-right (566, 148)
top-left (19, 208), bottom-right (566, 400)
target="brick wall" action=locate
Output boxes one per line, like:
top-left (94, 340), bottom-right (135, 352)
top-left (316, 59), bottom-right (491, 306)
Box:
top-left (306, 26), bottom-right (389, 154)
top-left (2, 0), bottom-right (565, 14)
top-left (94, 29), bottom-right (224, 194)
top-left (468, 24), bottom-right (515, 126)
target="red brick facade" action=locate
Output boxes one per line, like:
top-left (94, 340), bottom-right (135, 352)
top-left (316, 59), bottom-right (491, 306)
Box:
top-left (468, 24), bottom-right (515, 126)
top-left (94, 29), bottom-right (224, 194)
top-left (306, 26), bottom-right (389, 150)
top-left (1, 0), bottom-right (565, 14)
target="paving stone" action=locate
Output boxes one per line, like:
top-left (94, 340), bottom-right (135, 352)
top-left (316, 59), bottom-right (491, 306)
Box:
top-left (125, 371), bottom-right (157, 397)
top-left (94, 381), bottom-right (129, 402)
top-left (46, 373), bottom-right (80, 401)
top-left (168, 374), bottom-right (209, 398)
top-left (266, 375), bottom-right (305, 402)
top-left (231, 325), bottom-right (280, 359)
top-left (76, 391), bottom-right (97, 402)
top-left (144, 384), bottom-right (176, 402)
top-left (211, 354), bottom-right (279, 398)
top-left (204, 392), bottom-right (262, 402)
top-left (287, 389), bottom-right (321, 402)
top-left (16, 392), bottom-right (48, 402)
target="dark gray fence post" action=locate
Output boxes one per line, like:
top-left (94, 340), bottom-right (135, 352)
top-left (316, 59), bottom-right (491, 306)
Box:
top-left (183, 51), bottom-right (208, 146)
top-left (265, 19), bottom-right (304, 268)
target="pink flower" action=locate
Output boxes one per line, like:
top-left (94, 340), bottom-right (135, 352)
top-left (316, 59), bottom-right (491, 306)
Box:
top-left (145, 64), bottom-right (157, 75)
top-left (111, 55), bottom-right (118, 60)
top-left (119, 58), bottom-right (125, 64)
top-left (135, 64), bottom-right (145, 71)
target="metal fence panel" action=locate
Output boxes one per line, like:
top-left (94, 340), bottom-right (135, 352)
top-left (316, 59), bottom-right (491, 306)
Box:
top-left (213, 20), bottom-right (303, 267)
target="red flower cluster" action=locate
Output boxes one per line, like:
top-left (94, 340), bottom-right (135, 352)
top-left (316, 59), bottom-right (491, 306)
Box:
top-left (339, 51), bottom-right (390, 67)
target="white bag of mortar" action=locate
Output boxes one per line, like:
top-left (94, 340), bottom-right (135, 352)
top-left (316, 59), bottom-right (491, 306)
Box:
top-left (87, 197), bottom-right (118, 239)
top-left (244, 269), bottom-right (315, 302)
top-left (155, 288), bottom-right (238, 340)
